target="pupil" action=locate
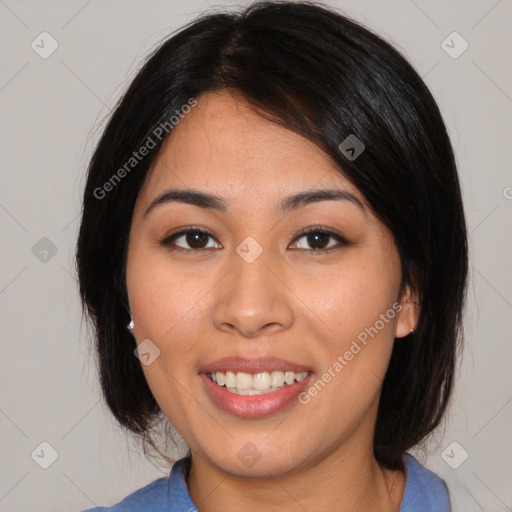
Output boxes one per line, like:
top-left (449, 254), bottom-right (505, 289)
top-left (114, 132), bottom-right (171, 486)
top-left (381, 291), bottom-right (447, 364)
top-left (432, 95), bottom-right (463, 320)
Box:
top-left (308, 233), bottom-right (328, 249)
top-left (187, 232), bottom-right (207, 248)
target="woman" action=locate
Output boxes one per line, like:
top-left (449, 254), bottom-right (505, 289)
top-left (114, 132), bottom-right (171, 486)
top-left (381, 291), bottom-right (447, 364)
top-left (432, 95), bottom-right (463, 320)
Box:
top-left (76, 1), bottom-right (468, 510)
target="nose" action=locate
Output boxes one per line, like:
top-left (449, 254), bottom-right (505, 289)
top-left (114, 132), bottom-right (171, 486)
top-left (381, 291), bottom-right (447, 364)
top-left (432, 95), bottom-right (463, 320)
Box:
top-left (212, 242), bottom-right (294, 338)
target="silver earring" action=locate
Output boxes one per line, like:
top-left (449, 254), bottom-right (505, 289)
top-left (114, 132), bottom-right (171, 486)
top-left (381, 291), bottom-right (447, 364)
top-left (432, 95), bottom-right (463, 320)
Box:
top-left (127, 318), bottom-right (134, 331)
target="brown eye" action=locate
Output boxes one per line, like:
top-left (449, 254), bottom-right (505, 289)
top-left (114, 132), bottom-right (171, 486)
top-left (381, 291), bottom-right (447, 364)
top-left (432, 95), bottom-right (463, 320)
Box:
top-left (160, 228), bottom-right (221, 251)
top-left (304, 232), bottom-right (330, 250)
top-left (182, 231), bottom-right (210, 249)
top-left (290, 227), bottom-right (349, 253)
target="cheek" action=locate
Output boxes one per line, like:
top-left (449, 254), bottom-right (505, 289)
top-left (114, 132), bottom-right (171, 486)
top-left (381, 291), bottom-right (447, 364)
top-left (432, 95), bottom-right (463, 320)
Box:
top-left (294, 264), bottom-right (400, 438)
top-left (291, 247), bottom-right (402, 408)
top-left (126, 245), bottom-right (207, 424)
top-left (126, 243), bottom-right (207, 342)
top-left (293, 254), bottom-right (401, 345)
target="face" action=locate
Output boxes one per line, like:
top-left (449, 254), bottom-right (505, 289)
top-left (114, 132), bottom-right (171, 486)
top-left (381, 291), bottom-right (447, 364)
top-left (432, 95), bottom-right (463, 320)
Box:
top-left (125, 90), bottom-right (417, 478)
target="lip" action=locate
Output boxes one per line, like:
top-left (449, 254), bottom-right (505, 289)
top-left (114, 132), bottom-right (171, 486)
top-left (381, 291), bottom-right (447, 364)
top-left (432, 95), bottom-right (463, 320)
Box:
top-left (200, 356), bottom-right (312, 374)
top-left (199, 357), bottom-right (314, 418)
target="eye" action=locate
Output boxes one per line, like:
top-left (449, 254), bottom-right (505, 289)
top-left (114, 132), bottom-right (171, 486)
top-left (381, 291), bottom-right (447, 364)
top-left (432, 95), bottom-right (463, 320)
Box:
top-left (159, 227), bottom-right (221, 251)
top-left (159, 225), bottom-right (349, 254)
top-left (289, 226), bottom-right (349, 253)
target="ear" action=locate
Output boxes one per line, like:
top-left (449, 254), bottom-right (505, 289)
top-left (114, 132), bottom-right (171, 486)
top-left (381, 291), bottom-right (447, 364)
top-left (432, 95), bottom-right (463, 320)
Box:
top-left (395, 285), bottom-right (420, 338)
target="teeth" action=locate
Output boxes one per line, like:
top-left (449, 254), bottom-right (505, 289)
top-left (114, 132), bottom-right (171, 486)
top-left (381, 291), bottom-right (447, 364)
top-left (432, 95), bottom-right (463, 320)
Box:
top-left (270, 371), bottom-right (284, 387)
top-left (253, 372), bottom-right (271, 391)
top-left (225, 371), bottom-right (236, 388)
top-left (209, 370), bottom-right (309, 394)
top-left (284, 371), bottom-right (295, 385)
top-left (236, 372), bottom-right (253, 390)
top-left (216, 372), bottom-right (225, 386)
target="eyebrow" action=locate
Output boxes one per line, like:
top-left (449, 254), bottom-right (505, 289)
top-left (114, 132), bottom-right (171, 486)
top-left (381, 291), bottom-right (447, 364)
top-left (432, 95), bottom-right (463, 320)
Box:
top-left (143, 187), bottom-right (365, 218)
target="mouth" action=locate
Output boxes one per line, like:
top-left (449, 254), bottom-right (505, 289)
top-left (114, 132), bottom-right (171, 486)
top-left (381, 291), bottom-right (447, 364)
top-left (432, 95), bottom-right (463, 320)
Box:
top-left (199, 357), bottom-right (314, 418)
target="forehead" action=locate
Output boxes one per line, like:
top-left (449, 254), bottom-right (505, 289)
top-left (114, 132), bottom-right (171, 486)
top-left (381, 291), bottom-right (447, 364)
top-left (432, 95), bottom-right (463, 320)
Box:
top-left (139, 90), bottom-right (364, 207)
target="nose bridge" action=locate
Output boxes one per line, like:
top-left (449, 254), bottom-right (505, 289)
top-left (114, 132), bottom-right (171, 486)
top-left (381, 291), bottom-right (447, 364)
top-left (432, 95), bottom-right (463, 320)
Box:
top-left (212, 234), bottom-right (293, 336)
top-left (233, 235), bottom-right (273, 296)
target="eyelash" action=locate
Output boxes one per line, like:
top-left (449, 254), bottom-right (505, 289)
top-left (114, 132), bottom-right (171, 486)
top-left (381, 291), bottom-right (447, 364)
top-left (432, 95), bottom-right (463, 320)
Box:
top-left (159, 225), bottom-right (349, 255)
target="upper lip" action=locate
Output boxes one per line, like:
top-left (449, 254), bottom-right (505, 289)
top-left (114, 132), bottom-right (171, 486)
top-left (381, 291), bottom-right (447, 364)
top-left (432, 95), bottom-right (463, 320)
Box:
top-left (200, 357), bottom-right (312, 374)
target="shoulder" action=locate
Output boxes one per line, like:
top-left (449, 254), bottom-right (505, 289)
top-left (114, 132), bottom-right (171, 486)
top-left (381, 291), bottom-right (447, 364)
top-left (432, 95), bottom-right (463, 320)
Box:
top-left (79, 476), bottom-right (169, 512)
top-left (79, 458), bottom-right (191, 512)
top-left (399, 453), bottom-right (451, 512)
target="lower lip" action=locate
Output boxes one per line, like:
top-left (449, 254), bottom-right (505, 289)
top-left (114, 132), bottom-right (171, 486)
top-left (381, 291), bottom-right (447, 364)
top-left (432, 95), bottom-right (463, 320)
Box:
top-left (200, 373), bottom-right (313, 418)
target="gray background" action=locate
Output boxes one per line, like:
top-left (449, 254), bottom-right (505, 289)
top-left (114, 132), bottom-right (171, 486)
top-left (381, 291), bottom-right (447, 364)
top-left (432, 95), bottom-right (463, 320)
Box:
top-left (1, 0), bottom-right (511, 511)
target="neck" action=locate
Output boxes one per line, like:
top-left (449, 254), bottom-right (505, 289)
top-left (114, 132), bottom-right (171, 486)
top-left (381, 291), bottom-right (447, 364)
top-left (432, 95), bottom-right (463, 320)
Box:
top-left (186, 440), bottom-right (405, 512)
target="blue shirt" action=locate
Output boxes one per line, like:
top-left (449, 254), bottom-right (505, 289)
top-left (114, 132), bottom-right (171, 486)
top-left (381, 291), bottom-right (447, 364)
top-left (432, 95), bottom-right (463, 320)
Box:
top-left (81, 453), bottom-right (450, 511)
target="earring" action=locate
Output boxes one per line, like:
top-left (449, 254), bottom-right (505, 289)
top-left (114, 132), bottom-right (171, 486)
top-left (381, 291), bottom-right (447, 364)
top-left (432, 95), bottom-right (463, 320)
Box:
top-left (127, 318), bottom-right (134, 331)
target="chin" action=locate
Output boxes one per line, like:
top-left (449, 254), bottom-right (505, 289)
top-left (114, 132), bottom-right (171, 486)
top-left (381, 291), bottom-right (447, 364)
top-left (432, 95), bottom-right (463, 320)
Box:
top-left (203, 445), bottom-right (309, 480)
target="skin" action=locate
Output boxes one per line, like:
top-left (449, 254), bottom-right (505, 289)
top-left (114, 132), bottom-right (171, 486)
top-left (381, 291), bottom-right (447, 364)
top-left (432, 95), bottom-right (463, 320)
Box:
top-left (125, 90), bottom-right (419, 511)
